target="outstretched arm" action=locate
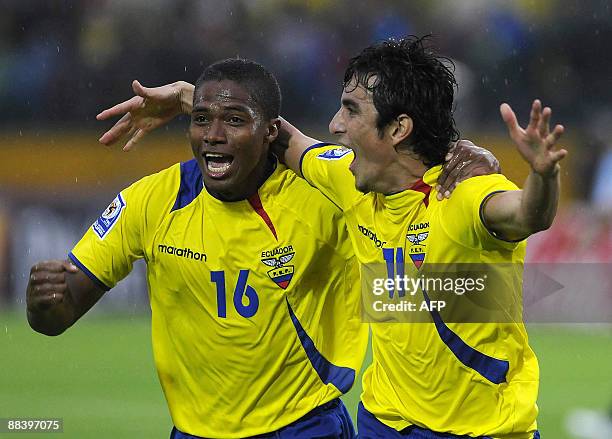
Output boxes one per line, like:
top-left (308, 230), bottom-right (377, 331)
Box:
top-left (97, 80), bottom-right (501, 197)
top-left (26, 260), bottom-right (105, 336)
top-left (97, 80), bottom-right (194, 150)
top-left (483, 99), bottom-right (567, 241)
top-left (95, 80), bottom-right (320, 172)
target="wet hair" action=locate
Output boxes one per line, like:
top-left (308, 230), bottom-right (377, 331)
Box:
top-left (195, 58), bottom-right (281, 120)
top-left (343, 35), bottom-right (459, 167)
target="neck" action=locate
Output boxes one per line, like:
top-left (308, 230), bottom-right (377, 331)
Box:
top-left (207, 154), bottom-right (276, 202)
top-left (378, 152), bottom-right (428, 195)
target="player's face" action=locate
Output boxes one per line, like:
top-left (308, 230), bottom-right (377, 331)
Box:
top-left (329, 79), bottom-right (397, 193)
top-left (190, 80), bottom-right (276, 200)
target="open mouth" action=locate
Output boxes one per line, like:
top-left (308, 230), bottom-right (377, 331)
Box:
top-left (203, 152), bottom-right (235, 178)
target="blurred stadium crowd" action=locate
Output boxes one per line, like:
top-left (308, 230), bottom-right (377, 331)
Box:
top-left (0, 0), bottom-right (611, 317)
top-left (2, 0), bottom-right (612, 130)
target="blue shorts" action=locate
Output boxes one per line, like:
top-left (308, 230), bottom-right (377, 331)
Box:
top-left (170, 398), bottom-right (356, 439)
top-left (357, 402), bottom-right (540, 439)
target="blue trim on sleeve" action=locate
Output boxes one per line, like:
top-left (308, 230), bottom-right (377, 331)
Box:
top-left (68, 252), bottom-right (111, 291)
top-left (286, 298), bottom-right (355, 393)
top-left (298, 142), bottom-right (336, 177)
top-left (422, 288), bottom-right (509, 384)
top-left (171, 159), bottom-right (204, 212)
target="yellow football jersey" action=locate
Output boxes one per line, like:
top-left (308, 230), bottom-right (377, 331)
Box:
top-left (70, 158), bottom-right (368, 438)
top-left (301, 144), bottom-right (539, 438)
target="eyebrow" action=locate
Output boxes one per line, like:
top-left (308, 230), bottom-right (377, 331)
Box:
top-left (192, 103), bottom-right (252, 113)
top-left (342, 98), bottom-right (360, 110)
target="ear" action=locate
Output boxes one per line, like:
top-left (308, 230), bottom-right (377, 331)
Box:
top-left (386, 114), bottom-right (413, 146)
top-left (266, 118), bottom-right (281, 144)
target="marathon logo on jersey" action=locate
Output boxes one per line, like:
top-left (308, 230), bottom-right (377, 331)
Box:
top-left (317, 147), bottom-right (352, 160)
top-left (261, 245), bottom-right (295, 289)
top-left (158, 244), bottom-right (207, 262)
top-left (93, 194), bottom-right (126, 239)
top-left (358, 225), bottom-right (387, 248)
top-left (407, 222), bottom-right (429, 269)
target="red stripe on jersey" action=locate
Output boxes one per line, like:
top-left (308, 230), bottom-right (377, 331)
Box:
top-left (247, 193), bottom-right (278, 240)
top-left (410, 178), bottom-right (432, 207)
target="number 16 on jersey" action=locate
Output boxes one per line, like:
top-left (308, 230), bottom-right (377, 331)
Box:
top-left (211, 270), bottom-right (259, 318)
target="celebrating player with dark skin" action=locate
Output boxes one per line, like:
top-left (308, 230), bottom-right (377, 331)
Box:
top-left (28, 60), bottom-right (372, 438)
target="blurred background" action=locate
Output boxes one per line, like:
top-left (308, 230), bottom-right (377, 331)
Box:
top-left (0, 0), bottom-right (611, 438)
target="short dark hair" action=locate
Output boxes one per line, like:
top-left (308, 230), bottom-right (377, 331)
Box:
top-left (343, 36), bottom-right (459, 167)
top-left (195, 58), bottom-right (281, 121)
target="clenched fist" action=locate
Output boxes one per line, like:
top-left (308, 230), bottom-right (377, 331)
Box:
top-left (26, 260), bottom-right (78, 312)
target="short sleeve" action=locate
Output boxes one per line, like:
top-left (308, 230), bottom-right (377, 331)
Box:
top-left (70, 183), bottom-right (146, 291)
top-left (445, 174), bottom-right (524, 251)
top-left (299, 143), bottom-right (363, 211)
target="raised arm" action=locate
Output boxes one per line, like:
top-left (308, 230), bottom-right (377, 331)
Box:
top-left (483, 99), bottom-right (567, 241)
top-left (26, 260), bottom-right (105, 336)
top-left (97, 79), bottom-right (501, 197)
top-left (97, 80), bottom-right (194, 150)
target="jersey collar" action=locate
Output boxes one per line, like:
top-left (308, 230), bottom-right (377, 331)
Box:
top-left (379, 165), bottom-right (442, 213)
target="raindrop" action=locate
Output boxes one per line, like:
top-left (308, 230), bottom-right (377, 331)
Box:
top-left (4, 326), bottom-right (7, 334)
top-left (504, 78), bottom-right (509, 86)
top-left (19, 130), bottom-right (22, 136)
top-left (184, 66), bottom-right (187, 72)
top-left (57, 45), bottom-right (60, 53)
